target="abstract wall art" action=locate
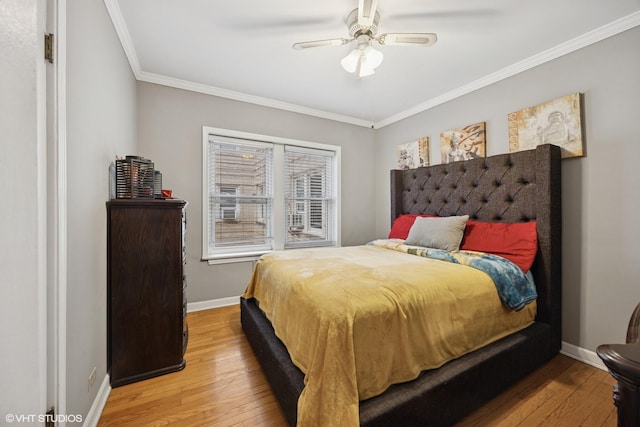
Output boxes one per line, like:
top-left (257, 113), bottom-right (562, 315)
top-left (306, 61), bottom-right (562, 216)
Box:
top-left (397, 137), bottom-right (429, 169)
top-left (508, 93), bottom-right (584, 158)
top-left (440, 122), bottom-right (486, 164)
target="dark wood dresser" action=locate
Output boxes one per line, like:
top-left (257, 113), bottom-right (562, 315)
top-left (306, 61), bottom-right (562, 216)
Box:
top-left (107, 199), bottom-right (188, 387)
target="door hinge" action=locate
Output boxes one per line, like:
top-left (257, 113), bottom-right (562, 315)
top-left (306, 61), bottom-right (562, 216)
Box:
top-left (45, 407), bottom-right (55, 427)
top-left (44, 33), bottom-right (54, 63)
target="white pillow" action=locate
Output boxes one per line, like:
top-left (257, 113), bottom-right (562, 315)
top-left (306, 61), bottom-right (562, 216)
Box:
top-left (405, 215), bottom-right (469, 251)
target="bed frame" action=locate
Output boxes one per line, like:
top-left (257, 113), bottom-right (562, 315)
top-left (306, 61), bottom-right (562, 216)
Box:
top-left (241, 143), bottom-right (561, 426)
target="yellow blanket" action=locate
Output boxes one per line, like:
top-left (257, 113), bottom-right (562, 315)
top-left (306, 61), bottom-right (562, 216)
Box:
top-left (243, 245), bottom-right (536, 427)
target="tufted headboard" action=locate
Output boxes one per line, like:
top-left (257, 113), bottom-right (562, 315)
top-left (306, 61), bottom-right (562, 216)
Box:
top-left (390, 143), bottom-right (562, 353)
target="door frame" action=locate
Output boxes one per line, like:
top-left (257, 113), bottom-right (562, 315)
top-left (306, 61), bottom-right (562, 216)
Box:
top-left (45, 0), bottom-right (68, 421)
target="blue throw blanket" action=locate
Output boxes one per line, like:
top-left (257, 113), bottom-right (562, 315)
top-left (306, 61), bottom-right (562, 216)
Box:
top-left (370, 239), bottom-right (537, 311)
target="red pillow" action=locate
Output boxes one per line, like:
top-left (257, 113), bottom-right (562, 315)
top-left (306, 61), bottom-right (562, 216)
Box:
top-left (388, 214), bottom-right (420, 239)
top-left (460, 220), bottom-right (538, 272)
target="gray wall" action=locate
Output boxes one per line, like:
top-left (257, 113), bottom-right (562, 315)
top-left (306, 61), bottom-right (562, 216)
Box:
top-left (0, 0), bottom-right (47, 418)
top-left (374, 26), bottom-right (640, 352)
top-left (66, 0), bottom-right (137, 418)
top-left (137, 82), bottom-right (376, 302)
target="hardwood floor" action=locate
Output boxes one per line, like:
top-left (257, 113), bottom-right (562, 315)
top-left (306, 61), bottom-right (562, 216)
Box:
top-left (98, 305), bottom-right (618, 426)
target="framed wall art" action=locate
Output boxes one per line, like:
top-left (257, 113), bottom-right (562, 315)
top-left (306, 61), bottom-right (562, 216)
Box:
top-left (440, 122), bottom-right (486, 164)
top-left (508, 93), bottom-right (584, 158)
top-left (397, 137), bottom-right (429, 170)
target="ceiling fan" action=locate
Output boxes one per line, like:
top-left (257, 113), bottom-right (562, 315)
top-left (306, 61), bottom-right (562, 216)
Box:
top-left (292, 0), bottom-right (437, 78)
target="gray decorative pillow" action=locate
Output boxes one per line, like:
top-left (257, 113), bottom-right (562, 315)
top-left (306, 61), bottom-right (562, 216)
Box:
top-left (405, 215), bottom-right (469, 251)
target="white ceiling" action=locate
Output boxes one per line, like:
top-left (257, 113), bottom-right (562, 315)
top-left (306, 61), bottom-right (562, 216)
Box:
top-left (106, 0), bottom-right (640, 128)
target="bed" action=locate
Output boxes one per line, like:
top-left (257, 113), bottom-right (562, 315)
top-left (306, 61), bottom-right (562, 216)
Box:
top-left (241, 143), bottom-right (561, 426)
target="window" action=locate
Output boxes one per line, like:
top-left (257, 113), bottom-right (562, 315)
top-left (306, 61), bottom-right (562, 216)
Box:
top-left (205, 139), bottom-right (272, 256)
top-left (284, 147), bottom-right (335, 248)
top-left (202, 127), bottom-right (340, 261)
top-left (219, 186), bottom-right (238, 221)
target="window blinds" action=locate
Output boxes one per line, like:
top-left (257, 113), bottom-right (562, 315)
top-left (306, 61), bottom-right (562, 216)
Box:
top-left (284, 146), bottom-right (335, 248)
top-left (209, 137), bottom-right (273, 251)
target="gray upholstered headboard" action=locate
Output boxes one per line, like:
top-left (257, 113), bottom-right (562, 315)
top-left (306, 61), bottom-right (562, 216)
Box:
top-left (390, 144), bottom-right (562, 353)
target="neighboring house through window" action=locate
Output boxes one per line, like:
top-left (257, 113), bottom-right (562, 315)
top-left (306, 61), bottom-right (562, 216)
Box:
top-left (219, 186), bottom-right (238, 221)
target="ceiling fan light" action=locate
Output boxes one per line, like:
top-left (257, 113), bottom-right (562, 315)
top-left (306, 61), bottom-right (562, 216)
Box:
top-left (342, 45), bottom-right (383, 77)
top-left (356, 56), bottom-right (376, 78)
top-left (341, 49), bottom-right (361, 73)
top-left (363, 46), bottom-right (383, 69)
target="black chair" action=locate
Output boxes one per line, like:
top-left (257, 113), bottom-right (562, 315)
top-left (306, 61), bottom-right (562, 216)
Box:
top-left (597, 302), bottom-right (640, 427)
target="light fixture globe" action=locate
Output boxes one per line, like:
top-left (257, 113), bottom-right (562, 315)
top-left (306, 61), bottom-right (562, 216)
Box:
top-left (362, 46), bottom-right (383, 69)
top-left (340, 49), bottom-right (361, 73)
top-left (341, 34), bottom-right (383, 78)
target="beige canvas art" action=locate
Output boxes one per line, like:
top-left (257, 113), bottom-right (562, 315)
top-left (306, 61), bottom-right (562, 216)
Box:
top-left (508, 93), bottom-right (583, 158)
top-left (440, 122), bottom-right (486, 164)
top-left (397, 137), bottom-right (429, 169)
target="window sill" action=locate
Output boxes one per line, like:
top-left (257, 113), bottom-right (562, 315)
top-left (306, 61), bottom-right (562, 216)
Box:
top-left (204, 243), bottom-right (338, 265)
top-left (204, 252), bottom-right (266, 265)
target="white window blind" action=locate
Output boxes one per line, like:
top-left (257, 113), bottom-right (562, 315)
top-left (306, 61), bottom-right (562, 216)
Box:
top-left (284, 146), bottom-right (335, 248)
top-left (208, 137), bottom-right (273, 254)
top-left (203, 127), bottom-right (340, 261)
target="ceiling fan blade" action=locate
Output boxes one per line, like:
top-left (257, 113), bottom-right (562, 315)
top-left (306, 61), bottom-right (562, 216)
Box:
top-left (292, 38), bottom-right (350, 50)
top-left (358, 0), bottom-right (379, 28)
top-left (378, 33), bottom-right (438, 47)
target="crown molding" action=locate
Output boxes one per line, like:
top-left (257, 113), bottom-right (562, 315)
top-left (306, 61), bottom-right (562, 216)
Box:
top-left (137, 72), bottom-right (375, 128)
top-left (104, 0), bottom-right (142, 76)
top-left (374, 10), bottom-right (640, 129)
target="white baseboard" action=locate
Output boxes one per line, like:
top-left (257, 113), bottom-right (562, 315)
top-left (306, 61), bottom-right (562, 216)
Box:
top-left (187, 296), bottom-right (240, 313)
top-left (83, 374), bottom-right (111, 427)
top-left (560, 341), bottom-right (607, 371)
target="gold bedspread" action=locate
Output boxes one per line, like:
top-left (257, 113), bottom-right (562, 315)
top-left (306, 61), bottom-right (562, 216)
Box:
top-left (243, 244), bottom-right (536, 427)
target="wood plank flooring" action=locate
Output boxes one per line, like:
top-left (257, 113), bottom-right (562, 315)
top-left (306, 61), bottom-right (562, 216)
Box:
top-left (98, 305), bottom-right (618, 426)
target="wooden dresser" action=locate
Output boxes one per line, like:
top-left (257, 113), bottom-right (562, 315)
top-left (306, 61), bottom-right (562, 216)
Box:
top-left (107, 199), bottom-right (188, 387)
